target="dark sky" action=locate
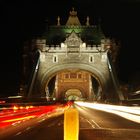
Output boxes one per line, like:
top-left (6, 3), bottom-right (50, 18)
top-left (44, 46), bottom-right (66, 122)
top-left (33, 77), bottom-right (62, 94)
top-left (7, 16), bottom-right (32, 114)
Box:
top-left (1, 0), bottom-right (140, 96)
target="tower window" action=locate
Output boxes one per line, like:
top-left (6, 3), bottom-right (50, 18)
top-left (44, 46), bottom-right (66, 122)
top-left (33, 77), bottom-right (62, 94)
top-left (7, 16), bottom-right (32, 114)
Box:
top-left (89, 55), bottom-right (94, 63)
top-left (70, 73), bottom-right (77, 78)
top-left (65, 73), bottom-right (69, 79)
top-left (53, 55), bottom-right (58, 63)
top-left (78, 74), bottom-right (82, 78)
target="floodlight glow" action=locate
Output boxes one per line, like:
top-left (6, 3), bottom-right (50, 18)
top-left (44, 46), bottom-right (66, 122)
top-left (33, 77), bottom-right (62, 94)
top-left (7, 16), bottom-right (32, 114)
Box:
top-left (61, 43), bottom-right (65, 48)
top-left (82, 43), bottom-right (86, 47)
top-left (40, 53), bottom-right (45, 62)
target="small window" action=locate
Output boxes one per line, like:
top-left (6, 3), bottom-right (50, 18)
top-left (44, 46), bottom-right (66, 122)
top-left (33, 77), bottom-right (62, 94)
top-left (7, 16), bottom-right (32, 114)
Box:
top-left (65, 74), bottom-right (69, 79)
top-left (78, 74), bottom-right (82, 78)
top-left (53, 55), bottom-right (58, 63)
top-left (89, 55), bottom-right (94, 63)
top-left (70, 73), bottom-right (77, 78)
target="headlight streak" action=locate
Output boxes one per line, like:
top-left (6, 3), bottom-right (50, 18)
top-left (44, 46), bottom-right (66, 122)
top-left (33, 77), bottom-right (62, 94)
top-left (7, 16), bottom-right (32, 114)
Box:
top-left (75, 101), bottom-right (140, 123)
top-left (75, 105), bottom-right (101, 128)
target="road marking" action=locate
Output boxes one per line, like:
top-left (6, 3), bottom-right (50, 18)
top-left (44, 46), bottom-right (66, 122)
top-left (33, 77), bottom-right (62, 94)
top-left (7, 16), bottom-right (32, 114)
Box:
top-left (64, 108), bottom-right (79, 140)
top-left (86, 119), bottom-right (96, 128)
top-left (26, 127), bottom-right (31, 130)
top-left (15, 131), bottom-right (22, 136)
top-left (91, 119), bottom-right (101, 128)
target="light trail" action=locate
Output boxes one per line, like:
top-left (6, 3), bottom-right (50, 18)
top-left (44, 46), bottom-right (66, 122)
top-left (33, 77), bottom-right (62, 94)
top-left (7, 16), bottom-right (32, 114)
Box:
top-left (2, 115), bottom-right (36, 123)
top-left (0, 103), bottom-right (71, 129)
top-left (75, 101), bottom-right (140, 123)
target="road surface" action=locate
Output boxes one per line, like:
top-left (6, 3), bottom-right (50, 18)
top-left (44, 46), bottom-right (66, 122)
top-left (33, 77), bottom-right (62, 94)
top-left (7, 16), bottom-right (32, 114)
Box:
top-left (1, 102), bottom-right (140, 140)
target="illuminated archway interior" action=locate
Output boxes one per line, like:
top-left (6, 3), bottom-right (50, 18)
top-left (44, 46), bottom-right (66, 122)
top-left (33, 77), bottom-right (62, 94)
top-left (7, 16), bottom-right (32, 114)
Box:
top-left (65, 89), bottom-right (82, 100)
top-left (46, 69), bottom-right (103, 101)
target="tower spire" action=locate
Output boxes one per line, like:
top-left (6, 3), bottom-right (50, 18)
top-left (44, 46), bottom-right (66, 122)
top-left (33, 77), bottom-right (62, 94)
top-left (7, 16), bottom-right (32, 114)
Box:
top-left (57, 16), bottom-right (60, 26)
top-left (86, 16), bottom-right (90, 26)
top-left (66, 7), bottom-right (81, 26)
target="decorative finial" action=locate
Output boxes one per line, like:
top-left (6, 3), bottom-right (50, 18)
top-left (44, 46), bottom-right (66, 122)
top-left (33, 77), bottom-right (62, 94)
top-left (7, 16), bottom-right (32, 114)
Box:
top-left (57, 16), bottom-right (60, 26)
top-left (86, 16), bottom-right (90, 26)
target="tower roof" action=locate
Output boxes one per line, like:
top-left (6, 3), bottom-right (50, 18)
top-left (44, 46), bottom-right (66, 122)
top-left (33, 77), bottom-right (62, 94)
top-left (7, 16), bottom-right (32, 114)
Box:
top-left (66, 8), bottom-right (81, 26)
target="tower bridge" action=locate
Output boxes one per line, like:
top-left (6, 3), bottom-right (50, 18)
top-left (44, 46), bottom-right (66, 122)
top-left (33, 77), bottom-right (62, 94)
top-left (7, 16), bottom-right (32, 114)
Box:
top-left (21, 8), bottom-right (124, 103)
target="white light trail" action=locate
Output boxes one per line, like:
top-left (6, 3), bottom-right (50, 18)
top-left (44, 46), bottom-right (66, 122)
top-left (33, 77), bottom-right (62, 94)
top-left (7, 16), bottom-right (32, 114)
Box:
top-left (75, 101), bottom-right (140, 123)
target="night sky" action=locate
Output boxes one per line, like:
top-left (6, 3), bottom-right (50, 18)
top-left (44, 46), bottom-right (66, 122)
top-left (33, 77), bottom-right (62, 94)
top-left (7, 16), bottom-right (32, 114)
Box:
top-left (1, 0), bottom-right (140, 96)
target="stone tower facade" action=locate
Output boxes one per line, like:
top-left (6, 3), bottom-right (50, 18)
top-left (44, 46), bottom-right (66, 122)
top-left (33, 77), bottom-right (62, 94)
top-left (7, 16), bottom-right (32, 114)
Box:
top-left (21, 8), bottom-right (124, 102)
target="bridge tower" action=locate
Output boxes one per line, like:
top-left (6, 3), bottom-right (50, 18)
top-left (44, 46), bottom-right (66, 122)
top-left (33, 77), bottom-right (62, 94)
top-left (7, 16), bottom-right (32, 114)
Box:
top-left (21, 8), bottom-right (124, 103)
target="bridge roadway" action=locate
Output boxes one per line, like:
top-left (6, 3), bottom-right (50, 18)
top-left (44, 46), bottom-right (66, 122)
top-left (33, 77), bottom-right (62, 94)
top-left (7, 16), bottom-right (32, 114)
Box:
top-left (1, 102), bottom-right (140, 140)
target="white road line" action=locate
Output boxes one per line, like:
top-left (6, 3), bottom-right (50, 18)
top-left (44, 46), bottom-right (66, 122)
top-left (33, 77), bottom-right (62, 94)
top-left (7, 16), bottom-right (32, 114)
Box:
top-left (86, 119), bottom-right (95, 128)
top-left (15, 131), bottom-right (22, 136)
top-left (91, 119), bottom-right (101, 128)
top-left (26, 127), bottom-right (31, 130)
